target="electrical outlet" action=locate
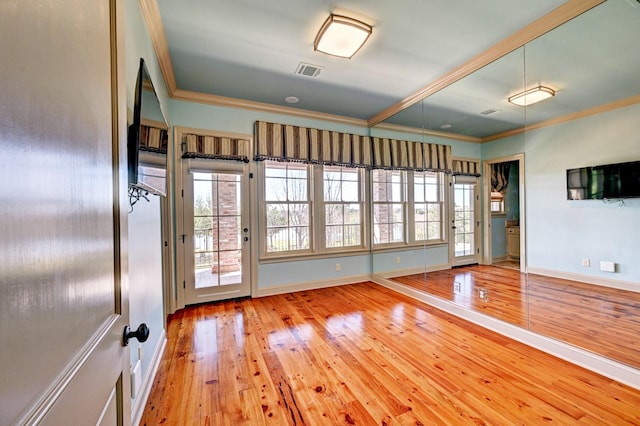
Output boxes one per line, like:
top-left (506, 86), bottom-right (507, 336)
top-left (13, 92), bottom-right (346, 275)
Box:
top-left (600, 261), bottom-right (616, 273)
top-left (581, 258), bottom-right (590, 267)
top-left (453, 282), bottom-right (462, 293)
top-left (335, 263), bottom-right (341, 272)
top-left (396, 256), bottom-right (401, 264)
top-left (478, 288), bottom-right (489, 302)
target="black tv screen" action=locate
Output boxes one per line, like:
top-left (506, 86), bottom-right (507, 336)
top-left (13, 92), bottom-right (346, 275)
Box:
top-left (567, 160), bottom-right (640, 200)
top-left (127, 58), bottom-right (169, 196)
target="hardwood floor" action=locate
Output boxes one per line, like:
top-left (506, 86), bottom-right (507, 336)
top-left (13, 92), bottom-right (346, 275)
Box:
top-left (392, 265), bottom-right (640, 368)
top-left (140, 282), bottom-right (640, 425)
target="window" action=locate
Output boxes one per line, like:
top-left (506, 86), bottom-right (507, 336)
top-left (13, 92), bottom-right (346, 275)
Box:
top-left (490, 191), bottom-right (505, 214)
top-left (323, 166), bottom-right (363, 249)
top-left (413, 171), bottom-right (444, 242)
top-left (264, 161), bottom-right (311, 253)
top-left (372, 169), bottom-right (406, 245)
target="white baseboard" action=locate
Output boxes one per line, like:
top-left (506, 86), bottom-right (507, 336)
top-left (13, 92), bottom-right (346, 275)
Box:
top-left (371, 275), bottom-right (640, 391)
top-left (528, 266), bottom-right (640, 293)
top-left (254, 274), bottom-right (370, 298)
top-left (131, 331), bottom-right (167, 426)
top-left (375, 263), bottom-right (450, 279)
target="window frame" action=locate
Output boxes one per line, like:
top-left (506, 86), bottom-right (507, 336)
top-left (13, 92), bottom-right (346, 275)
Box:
top-left (258, 160), bottom-right (369, 260)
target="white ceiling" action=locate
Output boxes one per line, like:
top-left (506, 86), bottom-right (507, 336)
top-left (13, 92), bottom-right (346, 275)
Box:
top-left (154, 0), bottom-right (640, 138)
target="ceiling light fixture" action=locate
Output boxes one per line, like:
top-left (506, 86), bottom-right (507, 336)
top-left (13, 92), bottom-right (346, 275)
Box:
top-left (314, 14), bottom-right (372, 59)
top-left (508, 85), bottom-right (555, 106)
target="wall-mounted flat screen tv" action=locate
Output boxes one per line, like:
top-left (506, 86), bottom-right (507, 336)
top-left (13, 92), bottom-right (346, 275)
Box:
top-left (127, 58), bottom-right (169, 196)
top-left (567, 160), bottom-right (640, 200)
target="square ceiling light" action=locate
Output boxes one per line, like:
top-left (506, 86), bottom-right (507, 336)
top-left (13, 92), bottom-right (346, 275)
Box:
top-left (508, 85), bottom-right (555, 106)
top-left (314, 14), bottom-right (372, 59)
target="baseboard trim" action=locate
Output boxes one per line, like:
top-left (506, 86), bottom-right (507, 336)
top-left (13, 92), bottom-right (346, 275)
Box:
top-left (371, 275), bottom-right (640, 390)
top-left (375, 263), bottom-right (450, 279)
top-left (254, 274), bottom-right (370, 298)
top-left (528, 266), bottom-right (640, 293)
top-left (131, 331), bottom-right (167, 426)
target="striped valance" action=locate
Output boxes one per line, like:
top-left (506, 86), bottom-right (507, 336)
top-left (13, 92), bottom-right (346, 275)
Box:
top-left (182, 133), bottom-right (250, 162)
top-left (371, 137), bottom-right (452, 172)
top-left (254, 121), bottom-right (372, 168)
top-left (452, 159), bottom-right (481, 177)
top-left (255, 121), bottom-right (452, 172)
top-left (139, 125), bottom-right (168, 154)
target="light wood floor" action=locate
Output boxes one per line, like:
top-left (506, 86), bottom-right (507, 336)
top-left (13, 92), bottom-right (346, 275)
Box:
top-left (392, 265), bottom-right (640, 368)
top-left (141, 282), bottom-right (640, 425)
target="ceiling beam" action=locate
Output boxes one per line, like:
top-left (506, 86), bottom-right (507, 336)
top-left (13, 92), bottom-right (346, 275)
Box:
top-left (367, 0), bottom-right (606, 127)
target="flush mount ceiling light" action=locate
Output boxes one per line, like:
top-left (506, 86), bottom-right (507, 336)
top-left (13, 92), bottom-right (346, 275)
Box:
top-left (508, 85), bottom-right (555, 106)
top-left (314, 14), bottom-right (372, 59)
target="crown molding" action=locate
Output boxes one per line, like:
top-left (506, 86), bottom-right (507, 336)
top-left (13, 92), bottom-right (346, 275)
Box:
top-left (373, 122), bottom-right (482, 144)
top-left (482, 93), bottom-right (640, 143)
top-left (138, 0), bottom-right (177, 96)
top-left (367, 0), bottom-right (605, 127)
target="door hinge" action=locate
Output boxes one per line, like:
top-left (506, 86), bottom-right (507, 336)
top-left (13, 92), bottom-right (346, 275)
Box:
top-left (249, 172), bottom-right (254, 179)
top-left (183, 281), bottom-right (186, 289)
top-left (181, 234), bottom-right (186, 243)
top-left (181, 189), bottom-right (184, 197)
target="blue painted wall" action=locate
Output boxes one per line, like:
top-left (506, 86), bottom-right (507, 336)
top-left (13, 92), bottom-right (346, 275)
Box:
top-left (523, 103), bottom-right (640, 282)
top-left (125, 0), bottom-right (171, 411)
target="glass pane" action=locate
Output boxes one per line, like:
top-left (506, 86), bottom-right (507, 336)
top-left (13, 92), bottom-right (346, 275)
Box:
top-left (427, 222), bottom-right (441, 240)
top-left (414, 222), bottom-right (426, 241)
top-left (265, 177), bottom-right (287, 201)
top-left (266, 227), bottom-right (288, 252)
top-left (324, 178), bottom-right (341, 201)
top-left (372, 180), bottom-right (387, 201)
top-left (344, 225), bottom-right (361, 246)
top-left (375, 224), bottom-right (389, 244)
top-left (325, 204), bottom-right (343, 225)
top-left (218, 249), bottom-right (241, 285)
top-left (391, 223), bottom-right (404, 242)
top-left (218, 216), bottom-right (240, 250)
top-left (345, 204), bottom-right (360, 224)
top-left (289, 226), bottom-right (309, 250)
top-left (288, 178), bottom-right (308, 201)
top-left (342, 181), bottom-right (358, 201)
top-left (266, 204), bottom-right (288, 227)
top-left (287, 164), bottom-right (307, 179)
top-left (289, 203), bottom-right (309, 226)
top-left (326, 225), bottom-right (343, 248)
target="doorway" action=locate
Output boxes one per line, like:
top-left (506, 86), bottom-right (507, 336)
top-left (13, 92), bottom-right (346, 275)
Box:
top-left (484, 154), bottom-right (525, 272)
top-left (451, 175), bottom-right (480, 266)
top-left (182, 160), bottom-right (251, 304)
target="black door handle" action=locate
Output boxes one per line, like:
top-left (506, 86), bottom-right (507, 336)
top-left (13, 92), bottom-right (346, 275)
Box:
top-left (123, 323), bottom-right (150, 346)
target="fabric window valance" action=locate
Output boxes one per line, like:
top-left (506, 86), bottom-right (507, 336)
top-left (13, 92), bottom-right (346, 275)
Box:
top-left (371, 137), bottom-right (451, 172)
top-left (452, 159), bottom-right (481, 177)
top-left (139, 125), bottom-right (168, 154)
top-left (255, 121), bottom-right (451, 173)
top-left (255, 121), bottom-right (372, 168)
top-left (182, 133), bottom-right (250, 162)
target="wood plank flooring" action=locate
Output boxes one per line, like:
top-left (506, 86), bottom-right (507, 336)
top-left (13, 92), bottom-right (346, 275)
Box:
top-left (392, 265), bottom-right (640, 368)
top-left (140, 282), bottom-right (640, 425)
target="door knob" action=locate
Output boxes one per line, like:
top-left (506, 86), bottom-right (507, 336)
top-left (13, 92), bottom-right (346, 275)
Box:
top-left (123, 323), bottom-right (150, 346)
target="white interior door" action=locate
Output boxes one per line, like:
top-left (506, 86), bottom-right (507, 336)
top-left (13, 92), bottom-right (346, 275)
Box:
top-left (451, 176), bottom-right (480, 266)
top-left (1, 0), bottom-right (131, 424)
top-left (183, 160), bottom-right (251, 304)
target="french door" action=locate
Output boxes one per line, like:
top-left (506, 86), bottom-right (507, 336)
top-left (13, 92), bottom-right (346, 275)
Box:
top-left (183, 160), bottom-right (251, 304)
top-left (451, 176), bottom-right (480, 266)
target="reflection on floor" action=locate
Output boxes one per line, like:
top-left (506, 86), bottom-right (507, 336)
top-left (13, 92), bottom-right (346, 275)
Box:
top-left (392, 265), bottom-right (640, 369)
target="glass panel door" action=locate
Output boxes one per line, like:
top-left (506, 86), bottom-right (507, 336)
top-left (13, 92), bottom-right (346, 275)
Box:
top-left (184, 163), bottom-right (250, 304)
top-left (452, 178), bottom-right (479, 266)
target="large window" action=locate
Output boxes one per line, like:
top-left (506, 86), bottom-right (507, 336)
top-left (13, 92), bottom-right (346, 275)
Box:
top-left (261, 160), bottom-right (446, 258)
top-left (372, 169), bottom-right (406, 245)
top-left (323, 166), bottom-right (363, 249)
top-left (413, 171), bottom-right (444, 242)
top-left (264, 161), bottom-right (311, 253)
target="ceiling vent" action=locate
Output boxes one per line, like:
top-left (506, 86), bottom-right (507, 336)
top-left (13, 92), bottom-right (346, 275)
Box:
top-left (295, 62), bottom-right (323, 78)
top-left (480, 108), bottom-right (500, 116)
